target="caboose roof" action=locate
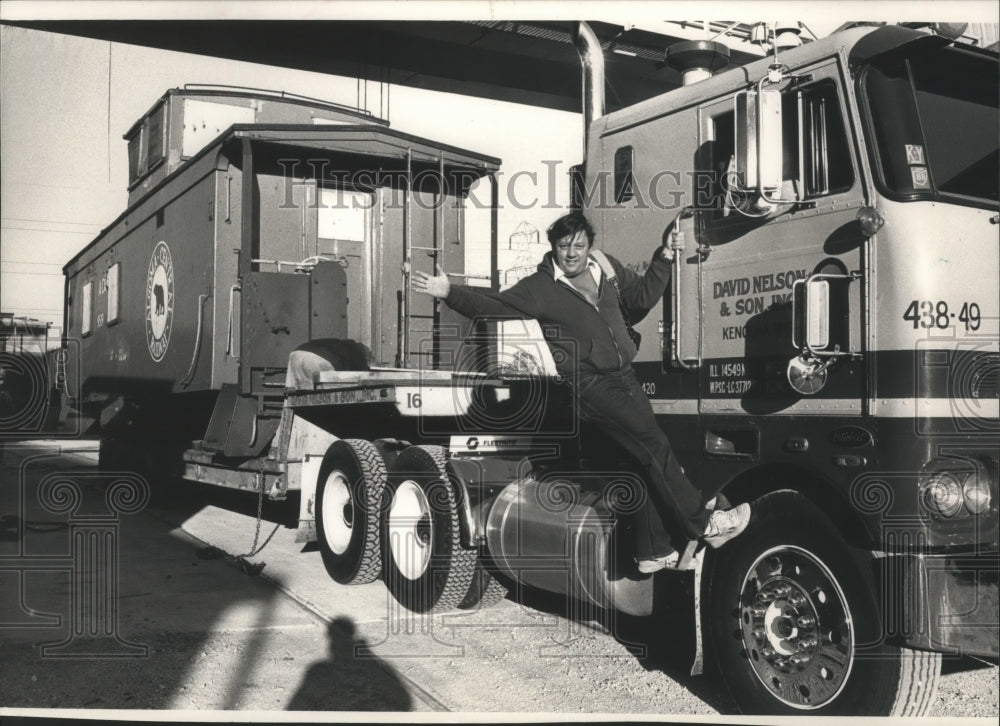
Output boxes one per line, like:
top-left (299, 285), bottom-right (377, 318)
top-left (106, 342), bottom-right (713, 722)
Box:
top-left (64, 123), bottom-right (501, 274)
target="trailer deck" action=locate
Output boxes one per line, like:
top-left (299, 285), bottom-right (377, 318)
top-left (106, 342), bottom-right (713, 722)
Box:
top-left (286, 367), bottom-right (515, 417)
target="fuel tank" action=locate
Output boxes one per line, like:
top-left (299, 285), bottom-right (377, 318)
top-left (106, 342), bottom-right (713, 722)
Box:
top-left (484, 474), bottom-right (655, 616)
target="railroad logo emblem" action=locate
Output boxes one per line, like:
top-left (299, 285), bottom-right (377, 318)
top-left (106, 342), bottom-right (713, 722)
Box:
top-left (145, 241), bottom-right (174, 362)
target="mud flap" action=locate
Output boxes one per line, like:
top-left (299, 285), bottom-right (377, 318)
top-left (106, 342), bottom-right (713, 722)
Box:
top-left (690, 546), bottom-right (706, 676)
top-left (295, 452), bottom-right (324, 543)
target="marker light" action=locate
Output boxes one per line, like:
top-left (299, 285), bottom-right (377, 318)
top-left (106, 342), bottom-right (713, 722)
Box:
top-left (857, 206), bottom-right (885, 236)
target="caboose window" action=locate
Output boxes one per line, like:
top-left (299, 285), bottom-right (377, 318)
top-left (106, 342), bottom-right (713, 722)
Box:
top-left (147, 103), bottom-right (165, 169)
top-left (127, 129), bottom-right (143, 182)
top-left (318, 187), bottom-right (369, 244)
top-left (106, 263), bottom-right (120, 325)
top-left (81, 281), bottom-right (93, 336)
top-left (126, 102), bottom-right (166, 185)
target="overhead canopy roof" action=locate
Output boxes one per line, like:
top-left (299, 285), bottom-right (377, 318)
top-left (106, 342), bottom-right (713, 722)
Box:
top-left (233, 124), bottom-right (503, 172)
top-left (7, 19), bottom-right (765, 113)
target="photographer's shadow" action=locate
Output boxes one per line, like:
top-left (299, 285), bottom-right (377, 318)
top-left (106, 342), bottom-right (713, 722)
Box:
top-left (287, 617), bottom-right (413, 711)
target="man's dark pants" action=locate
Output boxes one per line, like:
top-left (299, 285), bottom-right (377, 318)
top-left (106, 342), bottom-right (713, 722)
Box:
top-left (573, 366), bottom-right (711, 559)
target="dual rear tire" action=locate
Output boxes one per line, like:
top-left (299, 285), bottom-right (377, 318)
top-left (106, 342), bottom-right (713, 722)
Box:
top-left (381, 445), bottom-right (479, 613)
top-left (316, 439), bottom-right (386, 585)
top-left (316, 441), bottom-right (506, 611)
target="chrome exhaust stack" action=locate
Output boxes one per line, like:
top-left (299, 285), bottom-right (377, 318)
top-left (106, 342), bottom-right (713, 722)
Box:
top-left (573, 21), bottom-right (605, 162)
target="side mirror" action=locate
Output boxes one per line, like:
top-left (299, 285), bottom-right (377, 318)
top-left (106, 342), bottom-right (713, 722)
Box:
top-left (734, 89), bottom-right (783, 193)
top-left (805, 279), bottom-right (830, 350)
top-left (792, 272), bottom-right (858, 357)
top-left (792, 277), bottom-right (833, 353)
top-left (788, 275), bottom-right (851, 396)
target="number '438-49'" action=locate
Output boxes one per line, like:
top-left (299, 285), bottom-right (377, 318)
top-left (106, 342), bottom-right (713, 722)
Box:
top-left (903, 300), bottom-right (981, 331)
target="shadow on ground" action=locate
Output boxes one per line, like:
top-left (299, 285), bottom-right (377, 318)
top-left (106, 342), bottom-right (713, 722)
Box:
top-left (287, 616), bottom-right (413, 711)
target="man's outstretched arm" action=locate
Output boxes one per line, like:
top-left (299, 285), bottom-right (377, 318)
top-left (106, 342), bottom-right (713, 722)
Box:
top-left (412, 264), bottom-right (539, 320)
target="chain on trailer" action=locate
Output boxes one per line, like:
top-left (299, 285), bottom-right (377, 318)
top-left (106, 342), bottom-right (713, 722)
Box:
top-left (197, 458), bottom-right (282, 576)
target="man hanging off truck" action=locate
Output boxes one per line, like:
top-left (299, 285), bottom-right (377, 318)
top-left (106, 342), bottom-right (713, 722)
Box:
top-left (413, 211), bottom-right (751, 572)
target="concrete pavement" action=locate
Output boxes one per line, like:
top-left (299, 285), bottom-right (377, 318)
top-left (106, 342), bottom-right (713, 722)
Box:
top-left (1, 440), bottom-right (996, 719)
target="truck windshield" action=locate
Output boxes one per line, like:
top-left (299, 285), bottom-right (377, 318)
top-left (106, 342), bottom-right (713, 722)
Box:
top-left (862, 45), bottom-right (999, 207)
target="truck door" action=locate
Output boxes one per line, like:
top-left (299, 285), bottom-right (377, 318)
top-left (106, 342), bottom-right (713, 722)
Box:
top-left (694, 61), bottom-right (866, 418)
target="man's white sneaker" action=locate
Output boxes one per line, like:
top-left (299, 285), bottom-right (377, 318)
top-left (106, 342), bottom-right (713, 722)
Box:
top-left (703, 503), bottom-right (751, 548)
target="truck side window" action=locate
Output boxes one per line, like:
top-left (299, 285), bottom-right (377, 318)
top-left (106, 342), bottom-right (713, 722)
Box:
top-left (614, 146), bottom-right (635, 204)
top-left (703, 111), bottom-right (735, 218)
top-left (705, 81), bottom-right (853, 222)
top-left (792, 82), bottom-right (854, 198)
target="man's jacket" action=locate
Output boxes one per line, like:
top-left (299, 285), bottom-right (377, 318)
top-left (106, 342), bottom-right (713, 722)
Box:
top-left (444, 249), bottom-right (671, 375)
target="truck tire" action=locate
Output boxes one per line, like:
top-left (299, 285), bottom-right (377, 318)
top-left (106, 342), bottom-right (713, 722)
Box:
top-left (372, 437), bottom-right (409, 471)
top-left (382, 445), bottom-right (477, 613)
top-left (706, 490), bottom-right (941, 716)
top-left (458, 559), bottom-right (509, 610)
top-left (316, 439), bottom-right (386, 585)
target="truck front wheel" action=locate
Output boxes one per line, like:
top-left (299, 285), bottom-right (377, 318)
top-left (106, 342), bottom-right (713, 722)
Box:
top-left (382, 445), bottom-right (477, 613)
top-left (706, 491), bottom-right (941, 716)
top-left (316, 439), bottom-right (386, 585)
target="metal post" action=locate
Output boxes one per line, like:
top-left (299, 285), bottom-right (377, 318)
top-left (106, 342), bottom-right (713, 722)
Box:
top-left (433, 154), bottom-right (445, 368)
top-left (490, 173), bottom-right (500, 292)
top-left (239, 138), bottom-right (255, 392)
top-left (399, 148), bottom-right (413, 368)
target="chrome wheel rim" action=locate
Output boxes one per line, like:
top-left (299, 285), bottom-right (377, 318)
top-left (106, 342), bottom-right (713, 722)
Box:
top-left (739, 545), bottom-right (854, 710)
top-left (321, 469), bottom-right (355, 555)
top-left (388, 479), bottom-right (432, 580)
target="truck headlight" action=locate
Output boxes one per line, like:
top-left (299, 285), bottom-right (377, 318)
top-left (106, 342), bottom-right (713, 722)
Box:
top-left (920, 459), bottom-right (995, 518)
top-left (963, 470), bottom-right (992, 514)
top-left (920, 472), bottom-right (964, 518)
